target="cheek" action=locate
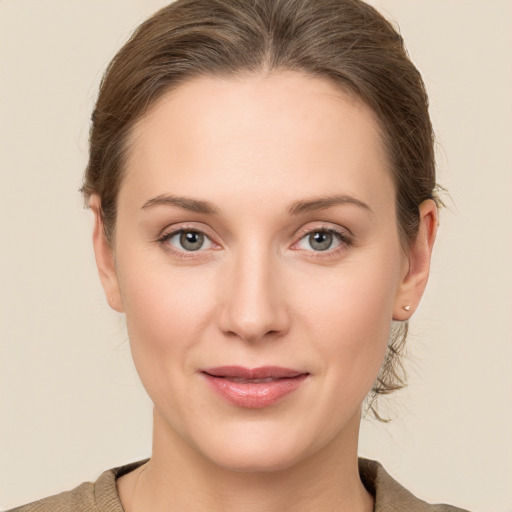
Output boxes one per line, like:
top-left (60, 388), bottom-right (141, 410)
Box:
top-left (300, 255), bottom-right (399, 332)
top-left (295, 248), bottom-right (402, 388)
top-left (116, 253), bottom-right (217, 372)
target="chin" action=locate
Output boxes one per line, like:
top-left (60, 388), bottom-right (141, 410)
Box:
top-left (203, 442), bottom-right (309, 474)
top-left (186, 418), bottom-right (334, 474)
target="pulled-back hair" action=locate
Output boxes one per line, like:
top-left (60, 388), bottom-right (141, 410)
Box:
top-left (82, 0), bottom-right (438, 418)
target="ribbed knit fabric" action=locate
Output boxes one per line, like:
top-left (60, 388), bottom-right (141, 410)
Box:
top-left (7, 459), bottom-right (471, 511)
top-left (358, 459), bottom-right (471, 512)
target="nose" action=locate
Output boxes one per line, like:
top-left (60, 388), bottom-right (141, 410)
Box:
top-left (217, 246), bottom-right (290, 343)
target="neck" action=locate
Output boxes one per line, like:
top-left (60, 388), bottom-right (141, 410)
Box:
top-left (118, 408), bottom-right (373, 512)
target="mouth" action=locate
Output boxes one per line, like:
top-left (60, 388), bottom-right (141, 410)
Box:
top-left (201, 366), bottom-right (309, 408)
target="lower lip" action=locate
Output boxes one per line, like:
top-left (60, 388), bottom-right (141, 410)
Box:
top-left (202, 373), bottom-right (308, 408)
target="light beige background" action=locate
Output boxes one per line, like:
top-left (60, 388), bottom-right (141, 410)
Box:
top-left (1, 1), bottom-right (511, 510)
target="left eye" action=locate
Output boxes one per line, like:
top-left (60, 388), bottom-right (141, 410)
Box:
top-left (165, 230), bottom-right (213, 252)
top-left (296, 230), bottom-right (343, 252)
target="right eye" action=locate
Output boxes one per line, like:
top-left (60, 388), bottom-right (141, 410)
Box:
top-left (162, 229), bottom-right (214, 252)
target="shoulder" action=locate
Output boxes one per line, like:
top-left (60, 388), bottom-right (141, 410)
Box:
top-left (359, 458), bottom-right (473, 512)
top-left (6, 460), bottom-right (147, 512)
top-left (6, 481), bottom-right (96, 512)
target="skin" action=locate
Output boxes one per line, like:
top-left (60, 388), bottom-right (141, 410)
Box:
top-left (91, 71), bottom-right (437, 512)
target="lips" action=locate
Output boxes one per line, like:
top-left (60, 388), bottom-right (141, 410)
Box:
top-left (201, 366), bottom-right (309, 408)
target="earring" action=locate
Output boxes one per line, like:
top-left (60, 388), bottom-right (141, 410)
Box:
top-left (403, 305), bottom-right (411, 311)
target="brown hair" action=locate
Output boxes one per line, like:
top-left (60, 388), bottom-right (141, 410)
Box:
top-left (82, 0), bottom-right (438, 418)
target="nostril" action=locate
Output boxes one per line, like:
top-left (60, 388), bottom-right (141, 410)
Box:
top-left (224, 326), bottom-right (283, 343)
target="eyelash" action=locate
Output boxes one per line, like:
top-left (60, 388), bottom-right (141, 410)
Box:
top-left (157, 224), bottom-right (217, 260)
top-left (157, 225), bottom-right (353, 260)
top-left (293, 225), bottom-right (353, 259)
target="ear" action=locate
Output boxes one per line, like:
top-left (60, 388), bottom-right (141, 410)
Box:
top-left (393, 199), bottom-right (438, 321)
top-left (90, 195), bottom-right (124, 313)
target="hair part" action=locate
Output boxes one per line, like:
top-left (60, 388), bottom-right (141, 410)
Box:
top-left (82, 0), bottom-right (439, 419)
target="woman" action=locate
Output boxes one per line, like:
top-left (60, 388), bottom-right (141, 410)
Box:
top-left (7, 0), bottom-right (472, 510)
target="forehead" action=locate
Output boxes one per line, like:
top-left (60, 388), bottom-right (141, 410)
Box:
top-left (122, 71), bottom-right (394, 214)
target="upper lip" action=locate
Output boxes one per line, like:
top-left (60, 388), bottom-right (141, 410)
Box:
top-left (202, 366), bottom-right (307, 379)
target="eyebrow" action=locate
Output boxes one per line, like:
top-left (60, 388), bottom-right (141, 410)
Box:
top-left (141, 193), bottom-right (372, 216)
top-left (287, 195), bottom-right (373, 215)
top-left (141, 194), bottom-right (220, 215)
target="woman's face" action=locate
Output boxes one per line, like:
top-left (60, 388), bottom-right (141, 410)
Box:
top-left (94, 71), bottom-right (432, 472)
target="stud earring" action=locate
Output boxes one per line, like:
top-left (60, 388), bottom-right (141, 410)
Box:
top-left (403, 305), bottom-right (411, 311)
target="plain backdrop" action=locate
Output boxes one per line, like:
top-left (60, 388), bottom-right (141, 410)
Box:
top-left (1, 1), bottom-right (511, 511)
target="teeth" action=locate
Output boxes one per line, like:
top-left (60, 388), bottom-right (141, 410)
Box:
top-left (229, 377), bottom-right (276, 383)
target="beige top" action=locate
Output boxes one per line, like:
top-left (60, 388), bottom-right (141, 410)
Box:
top-left (8, 459), bottom-right (471, 512)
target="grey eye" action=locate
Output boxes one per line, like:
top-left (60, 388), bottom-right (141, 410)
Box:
top-left (296, 229), bottom-right (343, 252)
top-left (179, 230), bottom-right (205, 251)
top-left (308, 231), bottom-right (334, 251)
top-left (165, 229), bottom-right (213, 252)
